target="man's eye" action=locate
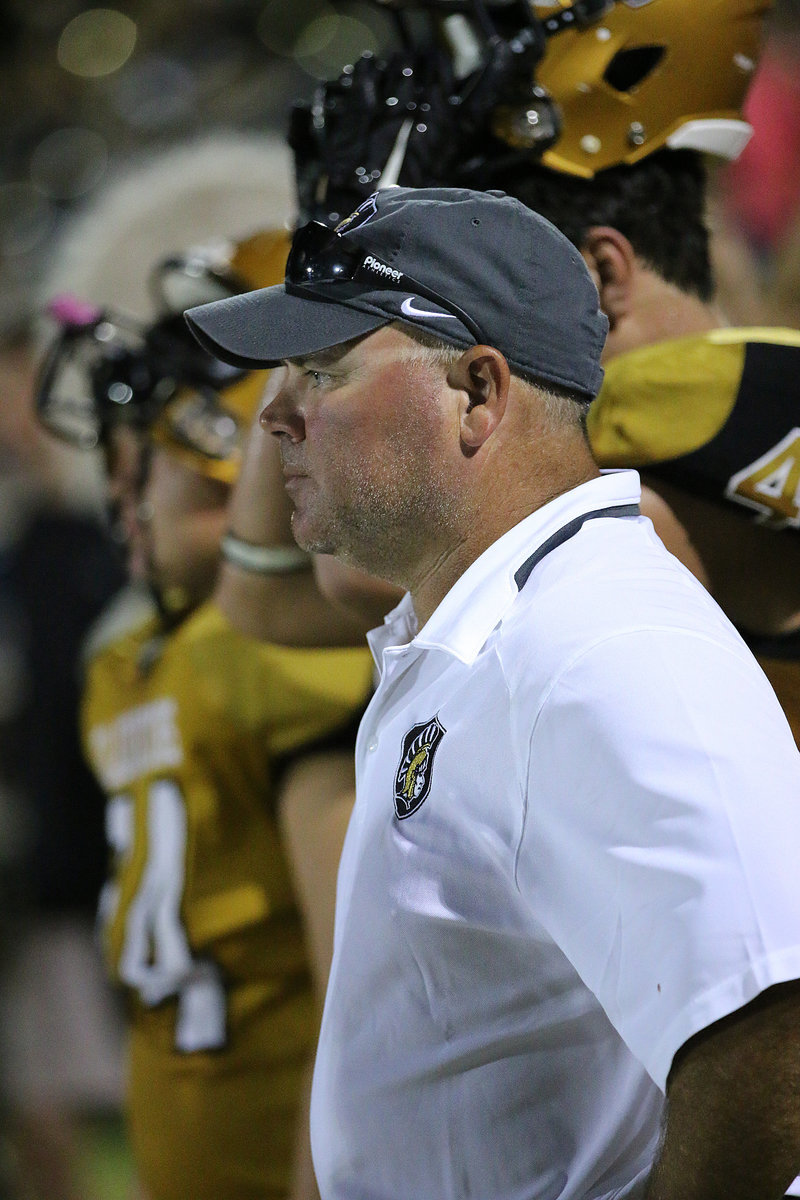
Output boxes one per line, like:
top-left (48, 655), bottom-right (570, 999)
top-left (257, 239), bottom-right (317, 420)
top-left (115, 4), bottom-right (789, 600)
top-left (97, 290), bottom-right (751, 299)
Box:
top-left (305, 369), bottom-right (329, 387)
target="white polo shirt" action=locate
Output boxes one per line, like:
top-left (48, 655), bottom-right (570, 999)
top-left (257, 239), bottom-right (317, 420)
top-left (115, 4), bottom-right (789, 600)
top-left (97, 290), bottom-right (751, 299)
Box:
top-left (311, 470), bottom-right (800, 1200)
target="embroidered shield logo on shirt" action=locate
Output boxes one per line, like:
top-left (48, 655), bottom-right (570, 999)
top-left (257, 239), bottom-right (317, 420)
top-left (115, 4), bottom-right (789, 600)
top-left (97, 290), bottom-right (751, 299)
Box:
top-left (393, 715), bottom-right (446, 819)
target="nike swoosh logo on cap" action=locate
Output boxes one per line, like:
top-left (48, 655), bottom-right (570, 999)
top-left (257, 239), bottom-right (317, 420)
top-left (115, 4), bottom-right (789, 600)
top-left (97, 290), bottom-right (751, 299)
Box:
top-left (400, 297), bottom-right (458, 320)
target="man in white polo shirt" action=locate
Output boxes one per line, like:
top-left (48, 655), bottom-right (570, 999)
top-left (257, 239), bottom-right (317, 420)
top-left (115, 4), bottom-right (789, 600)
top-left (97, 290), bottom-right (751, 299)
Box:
top-left (186, 187), bottom-right (800, 1200)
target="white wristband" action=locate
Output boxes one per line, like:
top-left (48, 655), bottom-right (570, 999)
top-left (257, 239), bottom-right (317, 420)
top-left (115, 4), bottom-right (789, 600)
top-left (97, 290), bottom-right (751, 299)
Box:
top-left (221, 533), bottom-right (312, 575)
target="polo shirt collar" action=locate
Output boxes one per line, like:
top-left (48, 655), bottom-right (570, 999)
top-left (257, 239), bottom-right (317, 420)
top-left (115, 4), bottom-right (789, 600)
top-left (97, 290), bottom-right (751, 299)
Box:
top-left (368, 470), bottom-right (642, 667)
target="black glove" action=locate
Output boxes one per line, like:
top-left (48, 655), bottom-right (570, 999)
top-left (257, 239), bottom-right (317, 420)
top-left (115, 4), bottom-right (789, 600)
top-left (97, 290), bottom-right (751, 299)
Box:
top-left (289, 18), bottom-right (548, 225)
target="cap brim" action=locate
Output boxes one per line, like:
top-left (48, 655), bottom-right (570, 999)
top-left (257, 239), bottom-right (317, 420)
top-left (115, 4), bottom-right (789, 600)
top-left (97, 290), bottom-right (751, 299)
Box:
top-left (185, 284), bottom-right (390, 369)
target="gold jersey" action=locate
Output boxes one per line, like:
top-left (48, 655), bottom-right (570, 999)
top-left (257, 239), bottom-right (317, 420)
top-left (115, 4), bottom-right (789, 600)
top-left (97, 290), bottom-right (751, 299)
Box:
top-left (82, 600), bottom-right (373, 1200)
top-left (588, 327), bottom-right (800, 527)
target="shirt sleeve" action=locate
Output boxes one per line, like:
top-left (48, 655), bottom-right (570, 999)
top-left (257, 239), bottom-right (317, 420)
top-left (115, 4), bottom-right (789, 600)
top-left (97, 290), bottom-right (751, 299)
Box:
top-left (516, 625), bottom-right (800, 1091)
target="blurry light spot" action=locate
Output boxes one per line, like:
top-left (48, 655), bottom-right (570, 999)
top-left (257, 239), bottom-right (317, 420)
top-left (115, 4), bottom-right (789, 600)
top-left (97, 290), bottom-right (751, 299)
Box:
top-left (108, 382), bottom-right (133, 405)
top-left (110, 55), bottom-right (195, 128)
top-left (30, 128), bottom-right (108, 200)
top-left (580, 134), bottom-right (602, 155)
top-left (215, 415), bottom-right (237, 440)
top-left (338, 2), bottom-right (395, 54)
top-left (0, 183), bottom-right (54, 256)
top-left (257, 0), bottom-right (335, 56)
top-left (58, 9), bottom-right (137, 79)
top-left (95, 321), bottom-right (116, 342)
top-left (293, 15), bottom-right (382, 81)
top-left (293, 16), bottom-right (339, 65)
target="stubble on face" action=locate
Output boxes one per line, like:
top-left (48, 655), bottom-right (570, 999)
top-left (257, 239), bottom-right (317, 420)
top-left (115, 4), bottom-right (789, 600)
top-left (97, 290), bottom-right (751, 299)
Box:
top-left (289, 346), bottom-right (462, 586)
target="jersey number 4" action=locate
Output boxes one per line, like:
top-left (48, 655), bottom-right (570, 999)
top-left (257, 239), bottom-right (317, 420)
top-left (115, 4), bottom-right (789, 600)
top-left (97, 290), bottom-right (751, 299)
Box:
top-left (100, 779), bottom-right (227, 1052)
top-left (726, 428), bottom-right (800, 528)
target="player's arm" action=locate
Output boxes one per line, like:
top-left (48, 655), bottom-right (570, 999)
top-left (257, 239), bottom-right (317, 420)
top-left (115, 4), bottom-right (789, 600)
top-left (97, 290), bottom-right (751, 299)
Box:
top-left (277, 749), bottom-right (355, 995)
top-left (645, 980), bottom-right (800, 1199)
top-left (215, 406), bottom-right (376, 646)
top-left (278, 751), bottom-right (358, 1200)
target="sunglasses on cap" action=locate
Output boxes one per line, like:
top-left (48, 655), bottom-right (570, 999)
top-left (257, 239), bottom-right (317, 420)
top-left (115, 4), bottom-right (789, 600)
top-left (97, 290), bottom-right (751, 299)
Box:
top-left (285, 220), bottom-right (487, 345)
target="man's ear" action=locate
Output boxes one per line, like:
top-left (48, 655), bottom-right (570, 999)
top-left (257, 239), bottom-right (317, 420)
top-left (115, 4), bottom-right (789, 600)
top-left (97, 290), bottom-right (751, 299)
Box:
top-left (447, 346), bottom-right (510, 451)
top-left (581, 225), bottom-right (637, 330)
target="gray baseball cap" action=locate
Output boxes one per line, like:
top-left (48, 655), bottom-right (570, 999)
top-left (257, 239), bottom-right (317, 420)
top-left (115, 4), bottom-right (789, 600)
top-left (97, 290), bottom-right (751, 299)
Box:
top-left (185, 186), bottom-right (608, 399)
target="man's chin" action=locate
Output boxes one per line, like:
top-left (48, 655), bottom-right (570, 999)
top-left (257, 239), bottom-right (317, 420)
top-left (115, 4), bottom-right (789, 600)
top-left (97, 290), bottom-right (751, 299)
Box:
top-left (290, 512), bottom-right (336, 557)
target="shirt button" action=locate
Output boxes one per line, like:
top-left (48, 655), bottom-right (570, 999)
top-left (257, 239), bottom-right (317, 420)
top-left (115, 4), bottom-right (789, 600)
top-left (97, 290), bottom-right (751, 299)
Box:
top-left (367, 739), bottom-right (378, 753)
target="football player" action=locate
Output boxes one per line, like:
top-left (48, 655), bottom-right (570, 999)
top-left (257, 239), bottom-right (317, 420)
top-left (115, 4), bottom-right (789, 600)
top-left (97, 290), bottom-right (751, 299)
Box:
top-left (37, 231), bottom-right (374, 1200)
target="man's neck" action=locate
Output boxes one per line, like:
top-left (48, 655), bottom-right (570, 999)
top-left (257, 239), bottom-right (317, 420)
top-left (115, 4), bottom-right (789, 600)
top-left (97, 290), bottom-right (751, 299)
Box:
top-left (605, 271), bottom-right (724, 362)
top-left (409, 451), bottom-right (600, 628)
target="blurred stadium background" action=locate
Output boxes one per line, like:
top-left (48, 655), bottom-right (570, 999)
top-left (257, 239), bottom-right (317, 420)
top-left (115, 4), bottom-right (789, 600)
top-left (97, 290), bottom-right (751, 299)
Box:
top-left (1, 0), bottom-right (800, 334)
top-left (0, 0), bottom-right (407, 337)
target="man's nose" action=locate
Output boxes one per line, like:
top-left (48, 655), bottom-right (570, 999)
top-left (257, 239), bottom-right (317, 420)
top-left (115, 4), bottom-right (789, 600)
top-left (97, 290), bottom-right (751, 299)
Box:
top-left (259, 369), bottom-right (304, 440)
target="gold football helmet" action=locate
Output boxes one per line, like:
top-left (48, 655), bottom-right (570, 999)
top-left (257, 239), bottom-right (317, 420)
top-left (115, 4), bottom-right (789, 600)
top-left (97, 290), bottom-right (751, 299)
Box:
top-left (491, 0), bottom-right (773, 177)
top-left (290, 0), bottom-right (774, 219)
